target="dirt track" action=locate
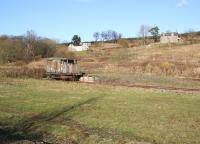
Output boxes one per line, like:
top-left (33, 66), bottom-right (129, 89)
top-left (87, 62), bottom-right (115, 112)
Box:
top-left (116, 83), bottom-right (200, 92)
top-left (83, 81), bottom-right (200, 93)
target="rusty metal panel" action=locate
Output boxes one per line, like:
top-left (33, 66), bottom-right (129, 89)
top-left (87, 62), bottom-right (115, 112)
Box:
top-left (46, 58), bottom-right (81, 74)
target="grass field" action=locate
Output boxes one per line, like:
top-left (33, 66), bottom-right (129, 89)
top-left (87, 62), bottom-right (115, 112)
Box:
top-left (0, 78), bottom-right (200, 143)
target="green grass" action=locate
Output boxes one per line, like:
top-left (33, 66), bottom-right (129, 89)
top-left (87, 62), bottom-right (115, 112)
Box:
top-left (0, 78), bottom-right (200, 143)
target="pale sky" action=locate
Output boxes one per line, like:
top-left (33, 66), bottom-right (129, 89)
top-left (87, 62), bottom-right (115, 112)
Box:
top-left (0, 0), bottom-right (199, 42)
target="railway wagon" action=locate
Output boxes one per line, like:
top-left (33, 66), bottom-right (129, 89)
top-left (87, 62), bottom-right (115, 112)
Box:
top-left (46, 57), bottom-right (85, 80)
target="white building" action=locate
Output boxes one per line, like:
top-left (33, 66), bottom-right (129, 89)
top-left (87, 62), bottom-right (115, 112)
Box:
top-left (160, 32), bottom-right (181, 43)
top-left (68, 42), bottom-right (91, 52)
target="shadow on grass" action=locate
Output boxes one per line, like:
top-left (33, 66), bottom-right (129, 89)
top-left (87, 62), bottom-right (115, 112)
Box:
top-left (0, 97), bottom-right (100, 143)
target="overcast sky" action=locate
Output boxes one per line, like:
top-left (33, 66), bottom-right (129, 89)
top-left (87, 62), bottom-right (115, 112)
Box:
top-left (0, 0), bottom-right (199, 42)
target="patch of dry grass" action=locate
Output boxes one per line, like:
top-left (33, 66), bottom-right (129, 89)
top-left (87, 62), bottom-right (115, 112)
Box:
top-left (0, 66), bottom-right (45, 78)
top-left (78, 43), bottom-right (200, 78)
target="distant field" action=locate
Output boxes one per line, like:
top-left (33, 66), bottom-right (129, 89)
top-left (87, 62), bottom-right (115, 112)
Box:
top-left (0, 78), bottom-right (200, 143)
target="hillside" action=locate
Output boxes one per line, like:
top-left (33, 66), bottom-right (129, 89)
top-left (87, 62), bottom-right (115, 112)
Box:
top-left (78, 43), bottom-right (200, 77)
top-left (1, 35), bottom-right (200, 144)
top-left (1, 33), bottom-right (200, 90)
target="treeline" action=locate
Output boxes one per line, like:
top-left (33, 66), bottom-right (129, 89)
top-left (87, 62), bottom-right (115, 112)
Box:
top-left (93, 30), bottom-right (122, 42)
top-left (0, 30), bottom-right (56, 63)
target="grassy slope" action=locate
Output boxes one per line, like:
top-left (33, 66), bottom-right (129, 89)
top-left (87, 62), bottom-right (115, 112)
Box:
top-left (79, 43), bottom-right (200, 72)
top-left (1, 43), bottom-right (200, 90)
top-left (0, 78), bottom-right (200, 143)
top-left (76, 43), bottom-right (200, 90)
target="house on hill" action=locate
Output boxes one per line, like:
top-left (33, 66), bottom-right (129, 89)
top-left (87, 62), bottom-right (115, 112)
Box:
top-left (68, 42), bottom-right (91, 52)
top-left (160, 32), bottom-right (181, 43)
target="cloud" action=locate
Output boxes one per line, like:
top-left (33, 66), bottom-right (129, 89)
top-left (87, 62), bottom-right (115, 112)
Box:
top-left (177, 0), bottom-right (188, 7)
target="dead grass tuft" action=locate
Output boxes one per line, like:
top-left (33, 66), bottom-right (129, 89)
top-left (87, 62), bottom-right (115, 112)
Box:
top-left (117, 39), bottom-right (129, 48)
top-left (54, 46), bottom-right (76, 58)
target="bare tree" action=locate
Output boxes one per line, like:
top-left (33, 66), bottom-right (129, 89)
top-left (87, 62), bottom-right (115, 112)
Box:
top-left (24, 30), bottom-right (38, 61)
top-left (101, 31), bottom-right (108, 41)
top-left (93, 32), bottom-right (100, 42)
top-left (139, 25), bottom-right (150, 45)
top-left (107, 30), bottom-right (113, 41)
top-left (112, 31), bottom-right (118, 42)
top-left (98, 30), bottom-right (122, 43)
top-left (112, 31), bottom-right (122, 43)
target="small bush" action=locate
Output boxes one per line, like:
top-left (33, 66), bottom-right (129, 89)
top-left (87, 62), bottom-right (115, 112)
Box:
top-left (160, 61), bottom-right (175, 75)
top-left (2, 67), bottom-right (46, 79)
top-left (117, 39), bottom-right (129, 48)
top-left (54, 46), bottom-right (76, 58)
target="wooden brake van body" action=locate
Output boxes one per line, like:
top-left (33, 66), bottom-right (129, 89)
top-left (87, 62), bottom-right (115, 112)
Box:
top-left (46, 58), bottom-right (85, 80)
